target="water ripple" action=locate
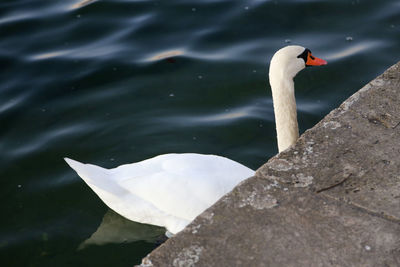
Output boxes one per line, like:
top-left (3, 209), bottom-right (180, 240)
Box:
top-left (145, 49), bottom-right (185, 62)
top-left (161, 99), bottom-right (274, 127)
top-left (0, 94), bottom-right (27, 114)
top-left (325, 41), bottom-right (384, 61)
top-left (70, 0), bottom-right (98, 10)
top-left (28, 13), bottom-right (155, 61)
top-left (7, 122), bottom-right (98, 158)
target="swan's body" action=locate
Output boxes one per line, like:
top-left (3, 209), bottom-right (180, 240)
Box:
top-left (65, 46), bottom-right (326, 235)
top-left (65, 154), bottom-right (254, 234)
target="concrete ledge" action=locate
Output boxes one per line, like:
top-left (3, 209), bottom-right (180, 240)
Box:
top-left (140, 62), bottom-right (400, 266)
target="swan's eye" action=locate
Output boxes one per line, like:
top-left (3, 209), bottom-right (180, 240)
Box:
top-left (297, 48), bottom-right (311, 64)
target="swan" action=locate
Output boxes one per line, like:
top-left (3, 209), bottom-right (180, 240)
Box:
top-left (64, 45), bottom-right (327, 235)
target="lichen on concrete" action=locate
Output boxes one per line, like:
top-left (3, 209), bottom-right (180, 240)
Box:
top-left (172, 245), bottom-right (204, 267)
top-left (292, 173), bottom-right (313, 188)
top-left (237, 190), bottom-right (278, 210)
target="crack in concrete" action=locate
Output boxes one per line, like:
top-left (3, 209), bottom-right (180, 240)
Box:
top-left (316, 173), bottom-right (353, 193)
top-left (320, 192), bottom-right (400, 225)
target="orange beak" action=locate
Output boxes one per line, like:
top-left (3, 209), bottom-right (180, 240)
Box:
top-left (306, 53), bottom-right (327, 66)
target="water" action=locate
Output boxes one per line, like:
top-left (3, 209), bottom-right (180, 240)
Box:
top-left (1, 0), bottom-right (399, 265)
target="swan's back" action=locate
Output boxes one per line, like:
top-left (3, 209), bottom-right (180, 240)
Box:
top-left (65, 153), bottom-right (255, 234)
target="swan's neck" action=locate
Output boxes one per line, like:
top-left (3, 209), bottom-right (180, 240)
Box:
top-left (270, 76), bottom-right (299, 152)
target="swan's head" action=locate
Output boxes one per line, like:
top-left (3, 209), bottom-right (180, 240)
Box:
top-left (269, 45), bottom-right (327, 80)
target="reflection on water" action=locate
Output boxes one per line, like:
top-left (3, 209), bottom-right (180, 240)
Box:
top-left (325, 41), bottom-right (383, 61)
top-left (31, 45), bottom-right (125, 61)
top-left (78, 210), bottom-right (165, 250)
top-left (31, 50), bottom-right (70, 60)
top-left (70, 0), bottom-right (98, 10)
top-left (146, 49), bottom-right (185, 62)
top-left (164, 99), bottom-right (273, 126)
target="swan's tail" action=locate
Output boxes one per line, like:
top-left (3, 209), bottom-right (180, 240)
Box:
top-left (64, 157), bottom-right (91, 177)
top-left (64, 158), bottom-right (123, 194)
top-left (64, 157), bottom-right (172, 229)
top-left (64, 157), bottom-right (106, 181)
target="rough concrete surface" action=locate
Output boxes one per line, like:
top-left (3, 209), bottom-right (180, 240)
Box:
top-left (139, 62), bottom-right (400, 266)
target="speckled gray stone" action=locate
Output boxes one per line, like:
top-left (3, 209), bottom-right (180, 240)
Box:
top-left (139, 62), bottom-right (400, 267)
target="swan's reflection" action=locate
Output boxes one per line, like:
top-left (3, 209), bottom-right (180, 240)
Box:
top-left (78, 210), bottom-right (166, 250)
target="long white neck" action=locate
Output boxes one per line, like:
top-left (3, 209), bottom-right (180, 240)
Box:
top-left (269, 71), bottom-right (299, 153)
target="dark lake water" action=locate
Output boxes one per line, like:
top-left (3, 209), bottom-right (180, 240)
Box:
top-left (1, 0), bottom-right (400, 266)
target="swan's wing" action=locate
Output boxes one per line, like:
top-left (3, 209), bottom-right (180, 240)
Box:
top-left (115, 154), bottom-right (255, 221)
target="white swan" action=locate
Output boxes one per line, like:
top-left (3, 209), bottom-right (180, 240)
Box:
top-left (64, 45), bottom-right (327, 235)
